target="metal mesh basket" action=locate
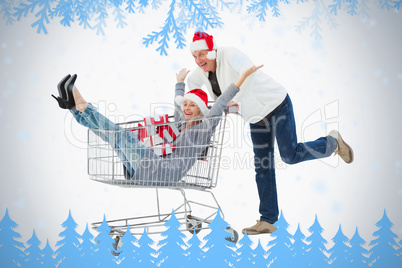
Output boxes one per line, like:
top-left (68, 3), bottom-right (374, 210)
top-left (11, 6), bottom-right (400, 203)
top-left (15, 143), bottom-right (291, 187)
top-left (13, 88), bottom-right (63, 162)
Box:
top-left (87, 113), bottom-right (227, 190)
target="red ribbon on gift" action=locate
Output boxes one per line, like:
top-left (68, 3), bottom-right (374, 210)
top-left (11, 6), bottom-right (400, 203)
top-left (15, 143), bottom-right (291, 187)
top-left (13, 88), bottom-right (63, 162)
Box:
top-left (144, 114), bottom-right (169, 126)
top-left (158, 124), bottom-right (179, 143)
top-left (136, 123), bottom-right (148, 142)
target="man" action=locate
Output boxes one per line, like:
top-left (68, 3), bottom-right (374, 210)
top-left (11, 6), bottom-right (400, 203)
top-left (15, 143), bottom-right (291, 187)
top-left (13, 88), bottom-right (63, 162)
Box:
top-left (187, 32), bottom-right (354, 235)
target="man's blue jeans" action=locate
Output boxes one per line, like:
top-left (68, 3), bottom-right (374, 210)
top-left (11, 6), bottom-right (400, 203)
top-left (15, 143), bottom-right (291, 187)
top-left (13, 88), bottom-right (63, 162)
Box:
top-left (71, 103), bottom-right (146, 176)
top-left (249, 94), bottom-right (337, 224)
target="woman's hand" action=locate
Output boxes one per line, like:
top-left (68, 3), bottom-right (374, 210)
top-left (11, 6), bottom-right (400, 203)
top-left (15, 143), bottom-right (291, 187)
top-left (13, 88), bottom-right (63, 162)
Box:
top-left (234, 65), bottom-right (264, 89)
top-left (176, 68), bottom-right (190, 83)
top-left (242, 65), bottom-right (264, 78)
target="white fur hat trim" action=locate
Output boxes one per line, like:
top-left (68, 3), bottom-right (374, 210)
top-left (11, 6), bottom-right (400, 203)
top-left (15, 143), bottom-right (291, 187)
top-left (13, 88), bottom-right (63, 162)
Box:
top-left (175, 94), bottom-right (209, 116)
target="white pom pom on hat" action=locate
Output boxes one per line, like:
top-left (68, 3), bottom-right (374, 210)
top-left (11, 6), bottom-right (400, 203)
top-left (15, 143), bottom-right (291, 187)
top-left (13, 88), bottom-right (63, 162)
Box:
top-left (190, 32), bottom-right (217, 60)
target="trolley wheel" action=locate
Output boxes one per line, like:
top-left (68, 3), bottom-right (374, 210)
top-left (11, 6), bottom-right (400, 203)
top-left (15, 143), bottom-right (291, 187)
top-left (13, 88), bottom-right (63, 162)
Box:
top-left (111, 236), bottom-right (121, 256)
top-left (225, 227), bottom-right (239, 244)
top-left (186, 216), bottom-right (202, 234)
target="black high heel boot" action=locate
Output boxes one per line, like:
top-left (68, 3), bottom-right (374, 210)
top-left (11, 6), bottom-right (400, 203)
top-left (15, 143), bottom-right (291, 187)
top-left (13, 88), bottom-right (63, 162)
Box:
top-left (52, 74), bottom-right (70, 109)
top-left (51, 74), bottom-right (77, 110)
top-left (64, 74), bottom-right (77, 110)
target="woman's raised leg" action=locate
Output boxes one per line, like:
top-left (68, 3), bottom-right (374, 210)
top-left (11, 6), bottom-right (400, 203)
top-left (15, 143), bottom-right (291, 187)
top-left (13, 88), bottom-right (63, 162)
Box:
top-left (70, 88), bottom-right (146, 176)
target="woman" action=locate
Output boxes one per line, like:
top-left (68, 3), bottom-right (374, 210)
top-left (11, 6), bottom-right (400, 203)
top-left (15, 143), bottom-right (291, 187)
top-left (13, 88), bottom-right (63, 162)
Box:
top-left (52, 66), bottom-right (263, 186)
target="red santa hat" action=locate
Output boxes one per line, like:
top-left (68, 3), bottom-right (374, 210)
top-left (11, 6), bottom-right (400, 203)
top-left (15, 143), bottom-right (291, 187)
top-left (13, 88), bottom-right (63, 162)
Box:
top-left (190, 32), bottom-right (217, 60)
top-left (175, 88), bottom-right (209, 116)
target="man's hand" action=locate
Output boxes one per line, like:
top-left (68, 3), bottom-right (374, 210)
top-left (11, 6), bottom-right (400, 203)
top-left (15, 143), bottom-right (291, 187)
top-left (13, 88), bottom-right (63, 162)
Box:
top-left (227, 101), bottom-right (239, 113)
top-left (227, 101), bottom-right (238, 107)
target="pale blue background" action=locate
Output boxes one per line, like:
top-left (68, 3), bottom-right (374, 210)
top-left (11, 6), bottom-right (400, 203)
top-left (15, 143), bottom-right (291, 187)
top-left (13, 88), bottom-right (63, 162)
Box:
top-left (1, 2), bottom-right (401, 250)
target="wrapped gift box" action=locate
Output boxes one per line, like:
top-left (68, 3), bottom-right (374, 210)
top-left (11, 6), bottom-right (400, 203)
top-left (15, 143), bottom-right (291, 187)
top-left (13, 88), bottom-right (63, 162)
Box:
top-left (134, 114), bottom-right (178, 156)
top-left (153, 143), bottom-right (175, 156)
top-left (142, 134), bottom-right (165, 148)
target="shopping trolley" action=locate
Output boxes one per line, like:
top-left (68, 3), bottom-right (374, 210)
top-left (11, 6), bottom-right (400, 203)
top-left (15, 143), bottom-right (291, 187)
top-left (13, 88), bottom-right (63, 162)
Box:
top-left (89, 110), bottom-right (239, 244)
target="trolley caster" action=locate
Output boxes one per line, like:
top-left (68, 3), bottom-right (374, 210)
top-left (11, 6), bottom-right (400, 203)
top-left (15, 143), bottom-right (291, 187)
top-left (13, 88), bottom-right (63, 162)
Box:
top-left (186, 215), bottom-right (202, 234)
top-left (111, 235), bottom-right (122, 256)
top-left (225, 227), bottom-right (239, 244)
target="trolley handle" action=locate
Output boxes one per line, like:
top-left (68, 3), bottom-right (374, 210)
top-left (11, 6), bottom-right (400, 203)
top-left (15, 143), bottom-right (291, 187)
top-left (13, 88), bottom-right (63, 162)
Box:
top-left (115, 100), bottom-right (235, 127)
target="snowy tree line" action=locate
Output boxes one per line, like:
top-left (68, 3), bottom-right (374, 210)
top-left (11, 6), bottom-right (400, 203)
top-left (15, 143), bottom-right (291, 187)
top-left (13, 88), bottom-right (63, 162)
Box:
top-left (1, 208), bottom-right (401, 267)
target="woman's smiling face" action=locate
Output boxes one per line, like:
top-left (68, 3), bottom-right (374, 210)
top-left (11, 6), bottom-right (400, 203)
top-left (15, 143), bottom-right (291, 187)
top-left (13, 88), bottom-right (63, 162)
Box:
top-left (183, 100), bottom-right (201, 120)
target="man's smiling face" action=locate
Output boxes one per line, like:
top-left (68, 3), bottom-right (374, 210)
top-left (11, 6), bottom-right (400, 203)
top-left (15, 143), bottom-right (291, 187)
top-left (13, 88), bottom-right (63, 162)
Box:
top-left (193, 50), bottom-right (217, 73)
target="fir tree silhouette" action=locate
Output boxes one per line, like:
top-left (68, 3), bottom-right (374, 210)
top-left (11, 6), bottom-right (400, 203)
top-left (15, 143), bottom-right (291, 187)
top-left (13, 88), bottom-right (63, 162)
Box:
top-left (305, 214), bottom-right (329, 267)
top-left (368, 209), bottom-right (400, 267)
top-left (41, 239), bottom-right (57, 267)
top-left (94, 214), bottom-right (118, 267)
top-left (117, 225), bottom-right (139, 267)
top-left (236, 230), bottom-right (255, 267)
top-left (252, 239), bottom-right (268, 267)
top-left (266, 211), bottom-right (293, 267)
top-left (290, 223), bottom-right (308, 267)
top-left (24, 229), bottom-right (43, 267)
top-left (327, 224), bottom-right (351, 267)
top-left (186, 230), bottom-right (205, 267)
top-left (0, 208), bottom-right (25, 267)
top-left (202, 210), bottom-right (237, 267)
top-left (157, 210), bottom-right (188, 267)
top-left (80, 223), bottom-right (97, 266)
top-left (55, 210), bottom-right (84, 267)
top-left (347, 227), bottom-right (369, 267)
top-left (136, 227), bottom-right (157, 267)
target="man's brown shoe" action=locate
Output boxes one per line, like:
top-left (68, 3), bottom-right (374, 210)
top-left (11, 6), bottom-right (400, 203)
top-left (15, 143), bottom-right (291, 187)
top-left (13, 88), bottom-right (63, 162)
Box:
top-left (329, 130), bottom-right (354, 164)
top-left (242, 220), bottom-right (278, 235)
